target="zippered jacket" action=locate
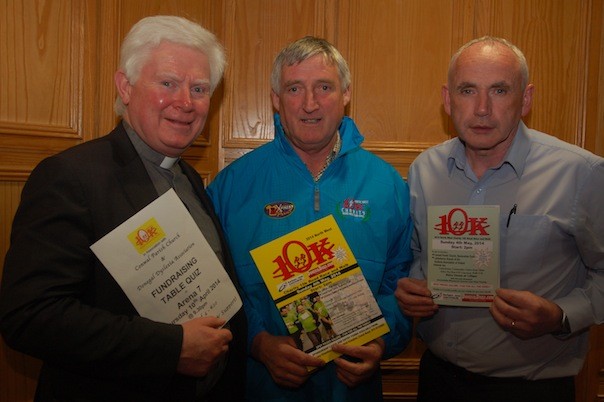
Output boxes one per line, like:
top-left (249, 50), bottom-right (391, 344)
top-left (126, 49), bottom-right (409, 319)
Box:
top-left (207, 114), bottom-right (413, 401)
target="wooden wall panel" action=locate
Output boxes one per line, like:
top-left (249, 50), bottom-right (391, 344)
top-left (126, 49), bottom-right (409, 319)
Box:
top-left (334, 0), bottom-right (455, 176)
top-left (0, 0), bottom-right (80, 135)
top-left (336, 0), bottom-right (453, 146)
top-left (463, 0), bottom-right (590, 148)
top-left (582, 2), bottom-right (604, 400)
top-left (585, 0), bottom-right (604, 157)
top-left (1, 1), bottom-right (603, 401)
top-left (219, 0), bottom-right (334, 169)
top-left (0, 181), bottom-right (41, 402)
top-left (0, 0), bottom-right (91, 181)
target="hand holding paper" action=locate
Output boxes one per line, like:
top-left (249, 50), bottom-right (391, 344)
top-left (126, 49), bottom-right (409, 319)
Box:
top-left (395, 278), bottom-right (438, 318)
top-left (332, 338), bottom-right (384, 387)
top-left (177, 316), bottom-right (231, 377)
top-left (251, 331), bottom-right (324, 388)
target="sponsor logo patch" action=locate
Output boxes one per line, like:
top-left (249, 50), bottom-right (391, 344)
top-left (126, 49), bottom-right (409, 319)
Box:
top-left (338, 198), bottom-right (370, 221)
top-left (264, 201), bottom-right (295, 218)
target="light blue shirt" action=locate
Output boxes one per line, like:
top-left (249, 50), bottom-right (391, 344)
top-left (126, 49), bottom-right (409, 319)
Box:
top-left (409, 121), bottom-right (604, 380)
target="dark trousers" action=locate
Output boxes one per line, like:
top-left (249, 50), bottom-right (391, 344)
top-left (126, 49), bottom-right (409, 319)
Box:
top-left (417, 349), bottom-right (575, 402)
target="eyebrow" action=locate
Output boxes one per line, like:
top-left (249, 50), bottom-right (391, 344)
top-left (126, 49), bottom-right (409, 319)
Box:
top-left (455, 81), bottom-right (511, 90)
top-left (283, 79), bottom-right (303, 88)
top-left (156, 72), bottom-right (210, 86)
top-left (489, 81), bottom-right (511, 89)
top-left (283, 78), bottom-right (336, 87)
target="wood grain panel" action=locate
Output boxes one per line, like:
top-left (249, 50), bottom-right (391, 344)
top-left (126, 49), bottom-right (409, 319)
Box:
top-left (219, 0), bottom-right (331, 155)
top-left (0, 181), bottom-right (42, 402)
top-left (0, 0), bottom-right (100, 181)
top-left (1, 1), bottom-right (603, 401)
top-left (93, 1), bottom-right (122, 136)
top-left (0, 0), bottom-right (80, 136)
top-left (335, 0), bottom-right (453, 148)
top-left (575, 325), bottom-right (604, 402)
top-left (463, 0), bottom-right (589, 146)
top-left (585, 0), bottom-right (604, 157)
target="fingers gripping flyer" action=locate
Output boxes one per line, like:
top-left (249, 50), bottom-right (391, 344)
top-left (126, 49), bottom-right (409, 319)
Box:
top-left (249, 215), bottom-right (389, 363)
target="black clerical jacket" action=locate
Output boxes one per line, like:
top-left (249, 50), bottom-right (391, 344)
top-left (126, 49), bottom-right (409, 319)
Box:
top-left (0, 123), bottom-right (246, 401)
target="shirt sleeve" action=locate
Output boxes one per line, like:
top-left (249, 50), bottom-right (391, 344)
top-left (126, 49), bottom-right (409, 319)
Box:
top-left (554, 158), bottom-right (604, 332)
top-left (407, 162), bottom-right (428, 280)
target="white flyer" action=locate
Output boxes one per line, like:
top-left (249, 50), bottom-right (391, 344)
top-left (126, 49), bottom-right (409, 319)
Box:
top-left (91, 189), bottom-right (241, 324)
top-left (427, 205), bottom-right (500, 307)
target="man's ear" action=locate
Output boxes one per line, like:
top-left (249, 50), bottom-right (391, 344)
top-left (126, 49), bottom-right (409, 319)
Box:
top-left (115, 70), bottom-right (132, 106)
top-left (271, 90), bottom-right (281, 112)
top-left (342, 86), bottom-right (351, 107)
top-left (521, 84), bottom-right (535, 117)
top-left (442, 84), bottom-right (452, 116)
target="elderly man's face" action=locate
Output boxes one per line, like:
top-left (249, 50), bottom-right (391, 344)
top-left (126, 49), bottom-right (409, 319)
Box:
top-left (116, 41), bottom-right (212, 157)
top-left (442, 43), bottom-right (533, 159)
top-left (271, 54), bottom-right (350, 156)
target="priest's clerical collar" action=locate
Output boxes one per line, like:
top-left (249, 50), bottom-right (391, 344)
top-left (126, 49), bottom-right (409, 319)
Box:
top-left (160, 156), bottom-right (179, 169)
top-left (123, 120), bottom-right (180, 169)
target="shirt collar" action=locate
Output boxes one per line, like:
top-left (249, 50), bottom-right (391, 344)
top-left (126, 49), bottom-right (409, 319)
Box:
top-left (123, 120), bottom-right (180, 169)
top-left (446, 121), bottom-right (530, 179)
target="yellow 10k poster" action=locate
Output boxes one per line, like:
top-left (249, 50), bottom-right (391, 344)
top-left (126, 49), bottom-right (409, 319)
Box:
top-left (249, 215), bottom-right (389, 363)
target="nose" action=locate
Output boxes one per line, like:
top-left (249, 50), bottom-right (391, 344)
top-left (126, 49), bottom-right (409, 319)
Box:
top-left (174, 87), bottom-right (193, 111)
top-left (475, 91), bottom-right (491, 117)
top-left (303, 91), bottom-right (319, 113)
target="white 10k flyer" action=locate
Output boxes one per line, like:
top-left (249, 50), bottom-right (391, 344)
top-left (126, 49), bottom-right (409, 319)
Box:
top-left (91, 189), bottom-right (241, 324)
top-left (427, 205), bottom-right (500, 307)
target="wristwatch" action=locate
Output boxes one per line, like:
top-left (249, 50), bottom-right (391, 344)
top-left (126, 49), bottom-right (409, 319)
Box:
top-left (553, 311), bottom-right (571, 336)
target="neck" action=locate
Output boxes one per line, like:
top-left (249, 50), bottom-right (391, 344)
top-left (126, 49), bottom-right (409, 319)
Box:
top-left (293, 133), bottom-right (341, 179)
top-left (465, 148), bottom-right (507, 179)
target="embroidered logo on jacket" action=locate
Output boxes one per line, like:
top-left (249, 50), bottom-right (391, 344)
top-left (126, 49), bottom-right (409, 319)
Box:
top-left (265, 201), bottom-right (295, 218)
top-left (338, 198), bottom-right (370, 221)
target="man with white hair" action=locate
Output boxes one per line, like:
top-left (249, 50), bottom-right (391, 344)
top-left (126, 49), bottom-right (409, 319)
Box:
top-left (0, 15), bottom-right (246, 401)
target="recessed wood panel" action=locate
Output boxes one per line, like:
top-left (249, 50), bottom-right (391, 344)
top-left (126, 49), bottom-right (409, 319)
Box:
top-left (0, 0), bottom-right (103, 180)
top-left (463, 0), bottom-right (589, 146)
top-left (220, 0), bottom-right (331, 151)
top-left (335, 0), bottom-right (454, 149)
top-left (0, 0), bottom-right (81, 137)
top-left (1, 2), bottom-right (603, 401)
top-left (0, 181), bottom-right (41, 402)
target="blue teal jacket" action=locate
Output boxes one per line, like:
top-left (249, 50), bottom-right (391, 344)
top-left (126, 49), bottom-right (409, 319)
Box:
top-left (207, 114), bottom-right (413, 401)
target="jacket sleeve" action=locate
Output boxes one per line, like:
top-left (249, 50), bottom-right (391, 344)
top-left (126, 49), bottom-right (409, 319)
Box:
top-left (377, 173), bottom-right (414, 359)
top-left (207, 171), bottom-right (271, 349)
top-left (0, 154), bottom-right (183, 380)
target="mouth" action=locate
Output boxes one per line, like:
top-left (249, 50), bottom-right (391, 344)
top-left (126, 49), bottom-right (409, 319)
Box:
top-left (301, 118), bottom-right (321, 124)
top-left (470, 124), bottom-right (494, 133)
top-left (166, 118), bottom-right (193, 127)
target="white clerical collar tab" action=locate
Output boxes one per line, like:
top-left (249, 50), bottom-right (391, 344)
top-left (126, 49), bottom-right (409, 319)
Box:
top-left (160, 156), bottom-right (179, 169)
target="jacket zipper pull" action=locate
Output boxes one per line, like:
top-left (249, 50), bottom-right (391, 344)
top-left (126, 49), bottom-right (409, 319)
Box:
top-left (314, 187), bottom-right (320, 212)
